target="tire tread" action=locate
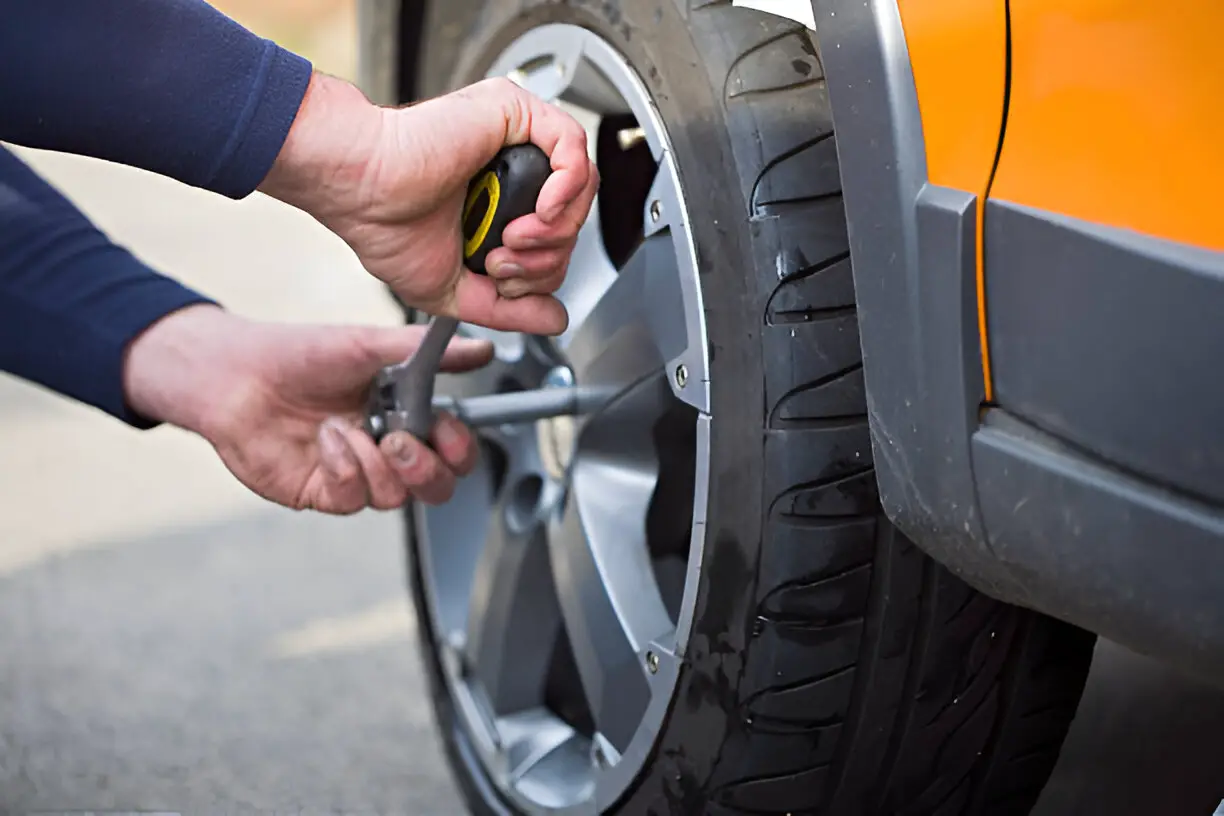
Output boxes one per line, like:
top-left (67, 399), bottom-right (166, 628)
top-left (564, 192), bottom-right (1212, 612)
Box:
top-left (696, 9), bottom-right (1093, 815)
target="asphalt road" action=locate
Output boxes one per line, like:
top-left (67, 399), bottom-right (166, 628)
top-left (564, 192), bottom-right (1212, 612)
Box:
top-left (1, 148), bottom-right (1222, 815)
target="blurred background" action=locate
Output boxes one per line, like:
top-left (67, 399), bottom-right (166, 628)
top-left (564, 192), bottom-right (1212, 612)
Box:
top-left (0, 2), bottom-right (1221, 815)
top-left (0, 1), bottom-right (464, 812)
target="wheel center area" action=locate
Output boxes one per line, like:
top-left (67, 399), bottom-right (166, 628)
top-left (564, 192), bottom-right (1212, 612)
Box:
top-left (536, 366), bottom-right (577, 481)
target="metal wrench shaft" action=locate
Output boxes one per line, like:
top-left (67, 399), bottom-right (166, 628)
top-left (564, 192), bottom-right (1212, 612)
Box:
top-left (433, 383), bottom-right (612, 428)
top-left (364, 316), bottom-right (459, 442)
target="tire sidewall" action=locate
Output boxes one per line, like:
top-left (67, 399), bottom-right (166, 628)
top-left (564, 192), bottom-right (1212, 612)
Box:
top-left (417, 1), bottom-right (771, 812)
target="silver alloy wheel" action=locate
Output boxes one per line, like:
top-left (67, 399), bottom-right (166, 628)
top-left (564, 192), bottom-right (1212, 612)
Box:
top-left (417, 24), bottom-right (710, 814)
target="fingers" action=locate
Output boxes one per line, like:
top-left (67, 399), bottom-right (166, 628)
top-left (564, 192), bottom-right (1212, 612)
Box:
top-left (316, 419), bottom-right (369, 514)
top-left (340, 421), bottom-right (411, 510)
top-left (485, 246), bottom-right (570, 283)
top-left (465, 77), bottom-right (594, 225)
top-left (495, 83), bottom-right (593, 224)
top-left (312, 414), bottom-right (481, 513)
top-left (378, 414), bottom-right (480, 504)
top-left (521, 157), bottom-right (597, 236)
top-left (499, 161), bottom-right (598, 255)
top-left (430, 412), bottom-right (480, 476)
top-left (379, 432), bottom-right (454, 505)
top-left (439, 335), bottom-right (496, 371)
top-left (453, 271), bottom-right (569, 335)
top-left (350, 325), bottom-right (495, 373)
top-left (480, 160), bottom-right (596, 302)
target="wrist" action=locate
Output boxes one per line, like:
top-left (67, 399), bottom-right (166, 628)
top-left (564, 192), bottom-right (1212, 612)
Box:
top-left (122, 304), bottom-right (251, 439)
top-left (257, 70), bottom-right (388, 226)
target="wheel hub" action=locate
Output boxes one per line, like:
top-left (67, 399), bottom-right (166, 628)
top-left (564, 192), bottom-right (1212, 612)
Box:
top-left (536, 367), bottom-right (578, 481)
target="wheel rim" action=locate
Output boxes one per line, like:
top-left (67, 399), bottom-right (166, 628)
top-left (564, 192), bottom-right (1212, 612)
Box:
top-left (417, 24), bottom-right (711, 814)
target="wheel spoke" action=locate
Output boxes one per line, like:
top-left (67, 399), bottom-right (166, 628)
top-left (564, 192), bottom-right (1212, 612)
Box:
top-left (547, 414), bottom-right (674, 752)
top-left (560, 233), bottom-right (686, 394)
top-left (499, 708), bottom-right (579, 783)
top-left (496, 30), bottom-right (631, 116)
top-left (465, 478), bottom-right (563, 715)
top-left (553, 209), bottom-right (620, 351)
top-left (499, 35), bottom-right (584, 103)
top-left (579, 370), bottom-right (675, 459)
top-left (516, 732), bottom-right (597, 807)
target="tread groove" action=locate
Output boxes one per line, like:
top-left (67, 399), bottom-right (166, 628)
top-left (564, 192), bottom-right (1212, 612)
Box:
top-left (820, 524), bottom-right (892, 811)
top-left (767, 360), bottom-right (864, 423)
top-left (714, 761), bottom-right (834, 792)
top-left (767, 560), bottom-right (873, 597)
top-left (769, 466), bottom-right (876, 515)
top-left (728, 76), bottom-right (826, 100)
top-left (774, 249), bottom-right (853, 289)
top-left (742, 663), bottom-right (856, 708)
top-left (1004, 738), bottom-right (1070, 767)
top-left (721, 27), bottom-right (808, 102)
top-left (767, 303), bottom-right (857, 326)
top-left (875, 557), bottom-right (938, 809)
top-left (767, 413), bottom-right (869, 431)
top-left (917, 766), bottom-right (978, 816)
top-left (1019, 700), bottom-right (1078, 722)
top-left (754, 189), bottom-right (842, 213)
top-left (748, 130), bottom-right (836, 214)
top-left (774, 511), bottom-right (877, 530)
top-left (745, 712), bottom-right (844, 734)
top-left (756, 612), bottom-right (867, 630)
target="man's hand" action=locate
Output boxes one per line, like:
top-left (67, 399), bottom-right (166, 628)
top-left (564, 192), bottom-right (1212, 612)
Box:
top-left (122, 304), bottom-right (494, 514)
top-left (259, 73), bottom-right (599, 336)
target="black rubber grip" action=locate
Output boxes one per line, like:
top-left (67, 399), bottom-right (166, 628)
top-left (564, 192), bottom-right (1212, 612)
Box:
top-left (461, 143), bottom-right (552, 275)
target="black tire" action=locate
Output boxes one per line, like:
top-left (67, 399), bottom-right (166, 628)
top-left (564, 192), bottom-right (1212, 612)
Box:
top-left (405, 1), bottom-right (1098, 813)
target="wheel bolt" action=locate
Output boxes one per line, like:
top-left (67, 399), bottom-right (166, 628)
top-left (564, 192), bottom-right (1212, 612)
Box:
top-left (646, 650), bottom-right (659, 674)
top-left (674, 363), bottom-right (688, 389)
top-left (650, 199), bottom-right (662, 222)
top-left (617, 126), bottom-right (646, 150)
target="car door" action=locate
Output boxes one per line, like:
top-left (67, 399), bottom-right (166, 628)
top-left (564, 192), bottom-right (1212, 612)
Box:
top-left (982, 0), bottom-right (1224, 506)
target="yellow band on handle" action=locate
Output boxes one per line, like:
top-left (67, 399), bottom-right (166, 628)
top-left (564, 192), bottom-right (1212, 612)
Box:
top-left (462, 170), bottom-right (501, 261)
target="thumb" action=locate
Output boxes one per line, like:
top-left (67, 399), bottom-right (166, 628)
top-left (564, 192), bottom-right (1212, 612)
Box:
top-left (354, 325), bottom-right (496, 373)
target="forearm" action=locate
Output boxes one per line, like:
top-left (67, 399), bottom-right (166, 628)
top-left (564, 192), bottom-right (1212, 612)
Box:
top-left (0, 146), bottom-right (215, 427)
top-left (0, 0), bottom-right (312, 200)
top-left (257, 71), bottom-right (387, 226)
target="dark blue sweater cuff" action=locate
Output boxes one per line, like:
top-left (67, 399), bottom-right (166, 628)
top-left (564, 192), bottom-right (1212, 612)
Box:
top-left (0, 247), bottom-right (217, 429)
top-left (206, 44), bottom-right (313, 199)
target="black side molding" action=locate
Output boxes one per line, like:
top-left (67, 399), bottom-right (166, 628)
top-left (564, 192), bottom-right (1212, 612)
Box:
top-left (973, 410), bottom-right (1224, 681)
top-left (986, 200), bottom-right (1224, 507)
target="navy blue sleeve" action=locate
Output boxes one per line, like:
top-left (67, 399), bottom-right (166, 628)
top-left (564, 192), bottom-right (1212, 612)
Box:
top-left (0, 1), bottom-right (316, 428)
top-left (0, 147), bottom-right (216, 427)
top-left (0, 0), bottom-right (314, 199)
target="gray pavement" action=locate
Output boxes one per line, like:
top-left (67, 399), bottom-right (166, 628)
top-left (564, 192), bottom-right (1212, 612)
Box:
top-left (1, 148), bottom-right (1222, 815)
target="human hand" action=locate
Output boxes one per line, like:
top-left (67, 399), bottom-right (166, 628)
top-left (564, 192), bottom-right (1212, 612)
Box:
top-left (259, 73), bottom-right (599, 336)
top-left (122, 304), bottom-right (494, 513)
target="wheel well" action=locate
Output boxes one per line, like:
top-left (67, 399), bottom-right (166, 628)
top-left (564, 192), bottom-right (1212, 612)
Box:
top-left (395, 0), bottom-right (429, 102)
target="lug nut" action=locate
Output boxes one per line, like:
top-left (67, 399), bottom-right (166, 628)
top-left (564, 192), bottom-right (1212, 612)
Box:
top-left (617, 126), bottom-right (646, 150)
top-left (674, 364), bottom-right (688, 389)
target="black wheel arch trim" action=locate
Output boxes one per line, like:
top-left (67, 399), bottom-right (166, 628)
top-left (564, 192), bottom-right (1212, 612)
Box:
top-left (806, 0), bottom-right (1014, 595)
